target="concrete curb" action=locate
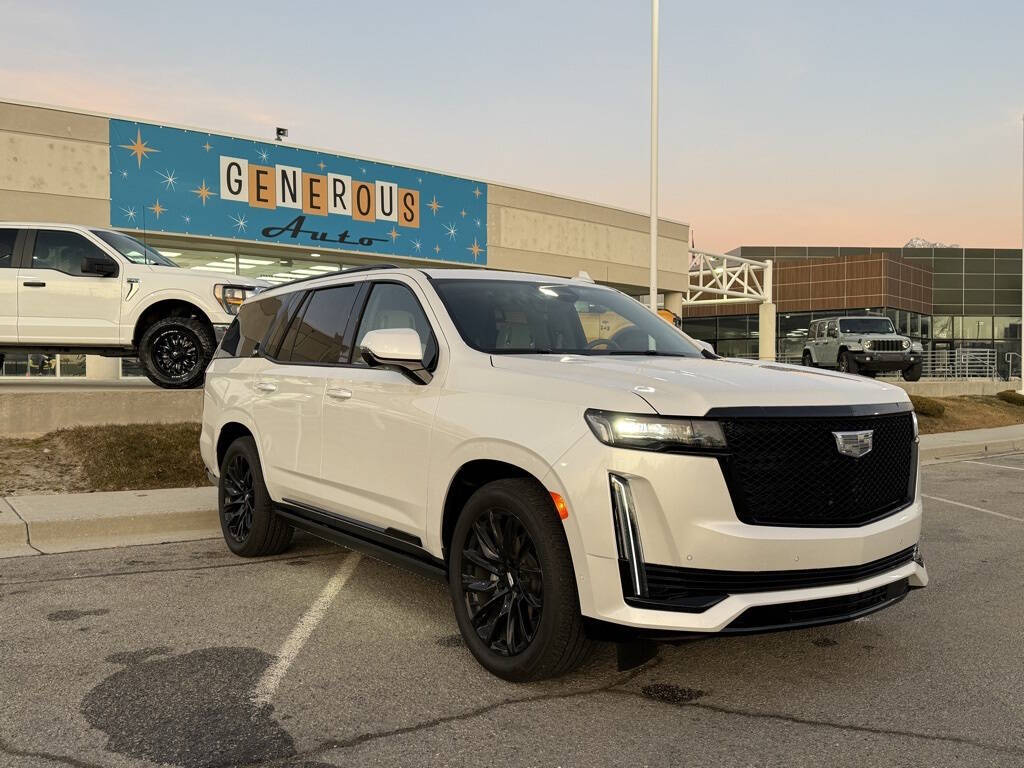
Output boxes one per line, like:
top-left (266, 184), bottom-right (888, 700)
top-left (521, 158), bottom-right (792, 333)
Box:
top-left (0, 497), bottom-right (36, 558)
top-left (3, 487), bottom-right (219, 556)
top-left (919, 424), bottom-right (1024, 465)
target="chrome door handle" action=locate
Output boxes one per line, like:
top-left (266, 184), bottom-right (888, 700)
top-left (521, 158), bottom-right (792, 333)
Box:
top-left (326, 387), bottom-right (352, 400)
top-left (23, 281), bottom-right (46, 288)
top-left (254, 381), bottom-right (278, 393)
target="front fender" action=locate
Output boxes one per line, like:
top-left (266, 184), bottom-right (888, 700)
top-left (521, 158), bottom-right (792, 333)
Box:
top-left (122, 287), bottom-right (230, 345)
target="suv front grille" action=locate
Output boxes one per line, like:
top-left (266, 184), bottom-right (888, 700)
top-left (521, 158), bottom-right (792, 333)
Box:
top-left (868, 339), bottom-right (904, 352)
top-left (717, 410), bottom-right (916, 527)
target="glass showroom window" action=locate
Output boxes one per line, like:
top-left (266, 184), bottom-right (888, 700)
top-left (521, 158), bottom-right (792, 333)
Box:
top-left (932, 316), bottom-right (953, 339)
top-left (962, 316), bottom-right (992, 340)
top-left (994, 317), bottom-right (1022, 339)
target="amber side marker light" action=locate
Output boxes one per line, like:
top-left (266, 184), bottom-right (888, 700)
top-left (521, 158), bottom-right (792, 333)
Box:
top-left (550, 492), bottom-right (569, 520)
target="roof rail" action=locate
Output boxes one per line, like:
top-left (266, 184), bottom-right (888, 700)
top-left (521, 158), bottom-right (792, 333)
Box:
top-left (279, 263), bottom-right (400, 286)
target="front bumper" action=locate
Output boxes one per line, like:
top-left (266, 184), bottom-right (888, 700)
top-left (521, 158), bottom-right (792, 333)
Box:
top-left (852, 351), bottom-right (919, 371)
top-left (551, 430), bottom-right (926, 635)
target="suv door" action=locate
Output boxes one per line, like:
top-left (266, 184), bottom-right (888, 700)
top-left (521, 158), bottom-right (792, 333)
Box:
top-left (821, 320), bottom-right (839, 366)
top-left (250, 281), bottom-right (363, 508)
top-left (319, 279), bottom-right (442, 537)
top-left (18, 229), bottom-right (123, 344)
top-left (0, 228), bottom-right (20, 342)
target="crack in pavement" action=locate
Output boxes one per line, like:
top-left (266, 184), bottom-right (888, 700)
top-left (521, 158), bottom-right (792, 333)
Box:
top-left (0, 551), bottom-right (343, 587)
top-left (0, 733), bottom-right (108, 768)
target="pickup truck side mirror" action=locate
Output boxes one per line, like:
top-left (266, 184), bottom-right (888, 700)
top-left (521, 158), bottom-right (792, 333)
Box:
top-left (360, 328), bottom-right (432, 384)
top-left (81, 255), bottom-right (118, 277)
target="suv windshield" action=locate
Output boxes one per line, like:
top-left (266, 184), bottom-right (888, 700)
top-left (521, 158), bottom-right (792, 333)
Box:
top-left (432, 279), bottom-right (701, 357)
top-left (839, 318), bottom-right (895, 334)
top-left (92, 230), bottom-right (178, 267)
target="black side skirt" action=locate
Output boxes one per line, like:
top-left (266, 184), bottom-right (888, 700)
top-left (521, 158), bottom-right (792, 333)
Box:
top-left (275, 500), bottom-right (447, 583)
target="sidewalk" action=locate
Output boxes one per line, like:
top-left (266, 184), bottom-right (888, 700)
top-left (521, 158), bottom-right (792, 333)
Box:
top-left (919, 423), bottom-right (1024, 464)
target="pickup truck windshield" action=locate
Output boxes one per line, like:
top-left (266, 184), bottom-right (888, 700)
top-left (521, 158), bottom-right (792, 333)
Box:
top-left (432, 279), bottom-right (701, 357)
top-left (839, 318), bottom-right (895, 334)
top-left (92, 230), bottom-right (178, 267)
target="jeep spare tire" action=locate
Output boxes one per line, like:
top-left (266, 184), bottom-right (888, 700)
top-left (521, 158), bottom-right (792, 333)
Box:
top-left (139, 316), bottom-right (214, 389)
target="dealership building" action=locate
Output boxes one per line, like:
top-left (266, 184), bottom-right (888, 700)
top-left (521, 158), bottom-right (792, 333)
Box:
top-left (0, 100), bottom-right (691, 379)
top-left (679, 245), bottom-right (1023, 378)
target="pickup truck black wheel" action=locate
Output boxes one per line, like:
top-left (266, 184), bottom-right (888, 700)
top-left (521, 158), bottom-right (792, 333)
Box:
top-left (902, 363), bottom-right (923, 382)
top-left (138, 316), bottom-right (214, 389)
top-left (448, 478), bottom-right (593, 682)
top-left (837, 350), bottom-right (858, 375)
top-left (802, 351), bottom-right (816, 367)
top-left (218, 436), bottom-right (293, 557)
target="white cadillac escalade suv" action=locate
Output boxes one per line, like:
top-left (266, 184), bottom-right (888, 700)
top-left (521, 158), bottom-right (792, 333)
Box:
top-left (200, 266), bottom-right (928, 681)
top-left (0, 223), bottom-right (263, 387)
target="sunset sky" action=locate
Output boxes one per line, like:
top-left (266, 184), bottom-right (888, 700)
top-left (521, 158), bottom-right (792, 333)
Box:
top-left (1, 0), bottom-right (1022, 253)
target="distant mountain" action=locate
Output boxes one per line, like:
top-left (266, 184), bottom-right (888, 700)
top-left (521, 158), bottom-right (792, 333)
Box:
top-left (904, 237), bottom-right (960, 248)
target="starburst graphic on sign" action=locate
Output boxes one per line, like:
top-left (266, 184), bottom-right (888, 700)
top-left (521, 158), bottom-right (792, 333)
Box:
top-left (467, 238), bottom-right (484, 260)
top-left (460, 209), bottom-right (467, 218)
top-left (472, 186), bottom-right (482, 199)
top-left (388, 227), bottom-right (400, 241)
top-left (317, 160), bottom-right (327, 171)
top-left (157, 168), bottom-right (178, 190)
top-left (192, 180), bottom-right (214, 206)
top-left (148, 199), bottom-right (166, 219)
top-left (257, 148), bottom-right (269, 163)
top-left (120, 169), bottom-right (129, 180)
top-left (410, 239), bottom-right (422, 253)
top-left (230, 213), bottom-right (248, 233)
top-left (474, 218), bottom-right (481, 228)
top-left (120, 128), bottom-right (159, 168)
top-left (202, 141), bottom-right (213, 152)
top-left (434, 244), bottom-right (441, 255)
top-left (444, 223), bottom-right (458, 240)
top-left (121, 206), bottom-right (137, 222)
top-left (183, 215), bottom-right (191, 225)
top-left (427, 196), bottom-right (442, 215)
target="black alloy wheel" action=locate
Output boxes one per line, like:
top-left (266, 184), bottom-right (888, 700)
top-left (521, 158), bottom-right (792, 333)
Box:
top-left (460, 509), bottom-right (544, 656)
top-left (151, 327), bottom-right (201, 381)
top-left (221, 452), bottom-right (255, 544)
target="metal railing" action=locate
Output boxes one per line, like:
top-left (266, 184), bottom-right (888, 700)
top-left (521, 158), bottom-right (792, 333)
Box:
top-left (1008, 352), bottom-right (1022, 380)
top-left (731, 349), bottom-right (1001, 379)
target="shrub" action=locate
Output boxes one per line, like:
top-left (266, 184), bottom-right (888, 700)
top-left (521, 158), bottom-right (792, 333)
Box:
top-left (996, 390), bottom-right (1024, 407)
top-left (909, 394), bottom-right (945, 418)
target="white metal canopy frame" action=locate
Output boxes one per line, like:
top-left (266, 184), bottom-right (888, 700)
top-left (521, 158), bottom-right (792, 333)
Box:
top-left (682, 249), bottom-right (777, 361)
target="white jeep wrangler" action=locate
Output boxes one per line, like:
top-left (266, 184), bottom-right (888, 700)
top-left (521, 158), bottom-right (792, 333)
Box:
top-left (0, 223), bottom-right (264, 388)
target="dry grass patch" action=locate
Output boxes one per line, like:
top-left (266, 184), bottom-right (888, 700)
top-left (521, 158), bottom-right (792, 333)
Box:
top-left (914, 395), bottom-right (1024, 435)
top-left (0, 423), bottom-right (206, 496)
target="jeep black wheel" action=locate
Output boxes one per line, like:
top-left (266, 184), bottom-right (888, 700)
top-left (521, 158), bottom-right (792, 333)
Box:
top-left (138, 316), bottom-right (214, 389)
top-left (902, 363), bottom-right (923, 382)
top-left (802, 351), bottom-right (816, 367)
top-left (448, 478), bottom-right (593, 681)
top-left (838, 350), bottom-right (858, 375)
top-left (218, 436), bottom-right (293, 557)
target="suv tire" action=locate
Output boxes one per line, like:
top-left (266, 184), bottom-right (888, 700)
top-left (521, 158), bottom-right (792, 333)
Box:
top-left (138, 316), bottom-right (214, 389)
top-left (837, 350), bottom-right (858, 375)
top-left (802, 351), bottom-right (816, 367)
top-left (218, 436), bottom-right (294, 557)
top-left (448, 478), bottom-right (593, 682)
top-left (902, 363), bottom-right (923, 382)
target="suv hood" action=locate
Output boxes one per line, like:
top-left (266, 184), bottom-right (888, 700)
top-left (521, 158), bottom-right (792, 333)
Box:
top-left (490, 354), bottom-right (908, 415)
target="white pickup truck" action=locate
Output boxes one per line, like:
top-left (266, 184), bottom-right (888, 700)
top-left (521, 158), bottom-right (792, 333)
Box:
top-left (0, 222), bottom-right (264, 388)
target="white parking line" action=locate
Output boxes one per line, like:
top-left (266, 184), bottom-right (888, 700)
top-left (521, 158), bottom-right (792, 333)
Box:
top-left (923, 494), bottom-right (1023, 523)
top-left (251, 552), bottom-right (362, 708)
top-left (964, 460), bottom-right (1024, 472)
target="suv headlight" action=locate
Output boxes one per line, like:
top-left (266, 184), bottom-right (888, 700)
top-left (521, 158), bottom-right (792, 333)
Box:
top-left (863, 339), bottom-right (873, 350)
top-left (902, 338), bottom-right (911, 349)
top-left (585, 410), bottom-right (727, 453)
top-left (214, 284), bottom-right (259, 315)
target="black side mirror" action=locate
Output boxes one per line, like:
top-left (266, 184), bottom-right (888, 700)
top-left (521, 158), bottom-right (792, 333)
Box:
top-left (81, 256), bottom-right (117, 277)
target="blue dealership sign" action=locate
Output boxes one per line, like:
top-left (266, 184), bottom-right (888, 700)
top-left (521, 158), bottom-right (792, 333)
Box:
top-left (108, 119), bottom-right (487, 265)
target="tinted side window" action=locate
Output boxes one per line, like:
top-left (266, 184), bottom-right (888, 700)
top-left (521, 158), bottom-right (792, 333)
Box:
top-left (31, 230), bottom-right (115, 276)
top-left (282, 284), bottom-right (360, 364)
top-left (237, 295), bottom-right (293, 358)
top-left (0, 229), bottom-right (16, 268)
top-left (354, 282), bottom-right (438, 370)
top-left (215, 318), bottom-right (241, 358)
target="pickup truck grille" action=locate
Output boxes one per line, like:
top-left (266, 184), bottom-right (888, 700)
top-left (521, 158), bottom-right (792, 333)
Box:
top-left (867, 339), bottom-right (904, 352)
top-left (717, 410), bottom-right (916, 527)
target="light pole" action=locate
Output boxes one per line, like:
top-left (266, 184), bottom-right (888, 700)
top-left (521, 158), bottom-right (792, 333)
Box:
top-left (1019, 114), bottom-right (1023, 393)
top-left (648, 0), bottom-right (659, 314)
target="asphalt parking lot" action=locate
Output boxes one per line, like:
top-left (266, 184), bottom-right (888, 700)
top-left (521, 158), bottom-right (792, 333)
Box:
top-left (1, 455), bottom-right (1022, 768)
